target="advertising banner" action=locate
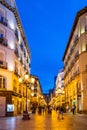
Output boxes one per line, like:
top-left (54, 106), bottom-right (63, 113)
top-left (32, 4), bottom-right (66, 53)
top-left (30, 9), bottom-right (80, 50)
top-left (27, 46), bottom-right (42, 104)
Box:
top-left (0, 97), bottom-right (6, 117)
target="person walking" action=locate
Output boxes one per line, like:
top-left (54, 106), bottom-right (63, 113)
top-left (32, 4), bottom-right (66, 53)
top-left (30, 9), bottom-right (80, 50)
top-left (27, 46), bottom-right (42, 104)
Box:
top-left (58, 106), bottom-right (64, 119)
top-left (72, 104), bottom-right (76, 115)
top-left (60, 106), bottom-right (64, 119)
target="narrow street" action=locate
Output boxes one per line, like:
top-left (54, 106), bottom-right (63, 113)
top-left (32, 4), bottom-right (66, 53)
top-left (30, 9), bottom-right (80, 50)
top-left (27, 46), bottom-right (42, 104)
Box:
top-left (0, 110), bottom-right (87, 130)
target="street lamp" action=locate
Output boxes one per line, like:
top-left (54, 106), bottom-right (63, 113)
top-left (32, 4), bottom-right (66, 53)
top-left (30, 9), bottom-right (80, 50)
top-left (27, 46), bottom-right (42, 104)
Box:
top-left (19, 73), bottom-right (30, 120)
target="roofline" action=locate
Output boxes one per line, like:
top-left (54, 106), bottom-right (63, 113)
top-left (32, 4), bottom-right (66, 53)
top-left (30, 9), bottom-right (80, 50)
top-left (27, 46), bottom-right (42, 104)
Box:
top-left (0, 0), bottom-right (31, 58)
top-left (30, 74), bottom-right (43, 93)
top-left (62, 6), bottom-right (87, 61)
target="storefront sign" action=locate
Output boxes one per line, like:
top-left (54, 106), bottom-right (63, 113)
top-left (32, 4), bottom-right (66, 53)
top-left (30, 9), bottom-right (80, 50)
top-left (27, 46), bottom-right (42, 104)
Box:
top-left (7, 104), bottom-right (14, 112)
top-left (0, 97), bottom-right (6, 117)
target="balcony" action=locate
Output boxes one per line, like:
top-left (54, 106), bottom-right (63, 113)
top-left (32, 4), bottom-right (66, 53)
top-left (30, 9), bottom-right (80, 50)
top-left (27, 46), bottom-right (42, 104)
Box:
top-left (15, 29), bottom-right (19, 41)
top-left (20, 57), bottom-right (23, 64)
top-left (71, 60), bottom-right (75, 69)
top-left (24, 52), bottom-right (26, 58)
top-left (13, 86), bottom-right (17, 92)
top-left (0, 15), bottom-right (8, 26)
top-left (70, 45), bottom-right (74, 55)
top-left (14, 48), bottom-right (20, 58)
top-left (75, 51), bottom-right (79, 61)
top-left (19, 89), bottom-right (22, 95)
top-left (14, 68), bottom-right (19, 77)
top-left (20, 43), bottom-right (24, 51)
top-left (24, 65), bottom-right (26, 70)
top-left (68, 67), bottom-right (71, 73)
top-left (74, 35), bottom-right (79, 46)
top-left (34, 88), bottom-right (37, 92)
top-left (0, 37), bottom-right (8, 46)
top-left (26, 57), bottom-right (29, 63)
top-left (0, 61), bottom-right (7, 69)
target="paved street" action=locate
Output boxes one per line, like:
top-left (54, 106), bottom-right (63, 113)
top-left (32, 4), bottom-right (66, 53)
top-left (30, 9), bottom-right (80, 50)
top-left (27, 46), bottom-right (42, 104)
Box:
top-left (0, 111), bottom-right (87, 130)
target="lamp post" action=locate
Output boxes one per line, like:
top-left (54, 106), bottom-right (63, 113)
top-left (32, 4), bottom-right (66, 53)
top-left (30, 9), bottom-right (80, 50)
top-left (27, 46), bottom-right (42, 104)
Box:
top-left (19, 73), bottom-right (30, 120)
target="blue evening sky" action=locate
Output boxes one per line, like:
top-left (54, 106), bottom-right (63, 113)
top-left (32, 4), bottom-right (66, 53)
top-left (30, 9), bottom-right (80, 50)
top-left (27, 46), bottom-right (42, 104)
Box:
top-left (16, 0), bottom-right (87, 93)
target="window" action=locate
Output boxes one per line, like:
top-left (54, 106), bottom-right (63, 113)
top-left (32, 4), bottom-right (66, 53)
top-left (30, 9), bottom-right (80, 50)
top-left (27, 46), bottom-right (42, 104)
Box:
top-left (15, 28), bottom-right (19, 41)
top-left (0, 34), bottom-right (3, 38)
top-left (0, 28), bottom-right (4, 38)
top-left (13, 80), bottom-right (17, 92)
top-left (0, 8), bottom-right (5, 17)
top-left (0, 75), bottom-right (6, 89)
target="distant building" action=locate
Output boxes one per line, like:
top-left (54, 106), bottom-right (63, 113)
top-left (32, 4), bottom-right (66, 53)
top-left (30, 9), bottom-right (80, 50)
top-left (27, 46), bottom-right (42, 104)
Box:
top-left (43, 93), bottom-right (50, 105)
top-left (63, 6), bottom-right (87, 113)
top-left (55, 69), bottom-right (65, 107)
top-left (49, 88), bottom-right (55, 98)
top-left (27, 75), bottom-right (46, 109)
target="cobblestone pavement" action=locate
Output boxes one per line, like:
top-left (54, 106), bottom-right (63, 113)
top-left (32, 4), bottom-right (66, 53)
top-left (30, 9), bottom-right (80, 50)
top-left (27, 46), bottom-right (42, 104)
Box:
top-left (0, 111), bottom-right (87, 130)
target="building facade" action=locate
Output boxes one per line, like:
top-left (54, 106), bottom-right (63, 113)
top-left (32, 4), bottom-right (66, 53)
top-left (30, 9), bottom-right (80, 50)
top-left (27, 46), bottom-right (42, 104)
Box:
top-left (63, 6), bottom-right (87, 113)
top-left (30, 75), bottom-right (43, 106)
top-left (55, 69), bottom-right (65, 107)
top-left (0, 0), bottom-right (31, 116)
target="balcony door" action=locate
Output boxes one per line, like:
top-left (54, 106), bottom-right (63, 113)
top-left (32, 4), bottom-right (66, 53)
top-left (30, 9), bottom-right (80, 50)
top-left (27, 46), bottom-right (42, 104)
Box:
top-left (0, 75), bottom-right (6, 89)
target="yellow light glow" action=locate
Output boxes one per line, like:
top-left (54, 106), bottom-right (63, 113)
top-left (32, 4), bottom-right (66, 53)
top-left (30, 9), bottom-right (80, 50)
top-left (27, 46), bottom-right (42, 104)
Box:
top-left (81, 27), bottom-right (85, 34)
top-left (8, 39), bottom-right (15, 50)
top-left (62, 90), bottom-right (65, 94)
top-left (58, 89), bottom-right (62, 93)
top-left (9, 20), bottom-right (15, 30)
top-left (31, 86), bottom-right (34, 90)
top-left (8, 65), bottom-right (14, 71)
top-left (19, 78), bottom-right (22, 83)
top-left (24, 73), bottom-right (29, 80)
top-left (31, 93), bottom-right (34, 96)
top-left (31, 78), bottom-right (35, 83)
top-left (82, 44), bottom-right (86, 52)
top-left (9, 43), bottom-right (15, 50)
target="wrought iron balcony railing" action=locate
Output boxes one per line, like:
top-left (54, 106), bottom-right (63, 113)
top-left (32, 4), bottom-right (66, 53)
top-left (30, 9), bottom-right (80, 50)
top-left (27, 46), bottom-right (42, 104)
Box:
top-left (0, 60), bottom-right (7, 69)
top-left (0, 37), bottom-right (8, 46)
top-left (0, 15), bottom-right (8, 26)
top-left (14, 68), bottom-right (20, 77)
top-left (14, 48), bottom-right (20, 58)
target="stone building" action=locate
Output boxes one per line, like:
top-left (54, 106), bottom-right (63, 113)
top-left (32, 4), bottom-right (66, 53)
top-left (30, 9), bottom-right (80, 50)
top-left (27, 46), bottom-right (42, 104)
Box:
top-left (0, 0), bottom-right (31, 116)
top-left (63, 6), bottom-right (87, 113)
top-left (55, 69), bottom-right (65, 107)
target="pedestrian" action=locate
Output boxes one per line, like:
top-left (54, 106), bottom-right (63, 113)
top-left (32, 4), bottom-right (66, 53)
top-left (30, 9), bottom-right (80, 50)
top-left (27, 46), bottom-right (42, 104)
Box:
top-left (58, 106), bottom-right (64, 119)
top-left (72, 104), bottom-right (76, 115)
top-left (60, 106), bottom-right (64, 119)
